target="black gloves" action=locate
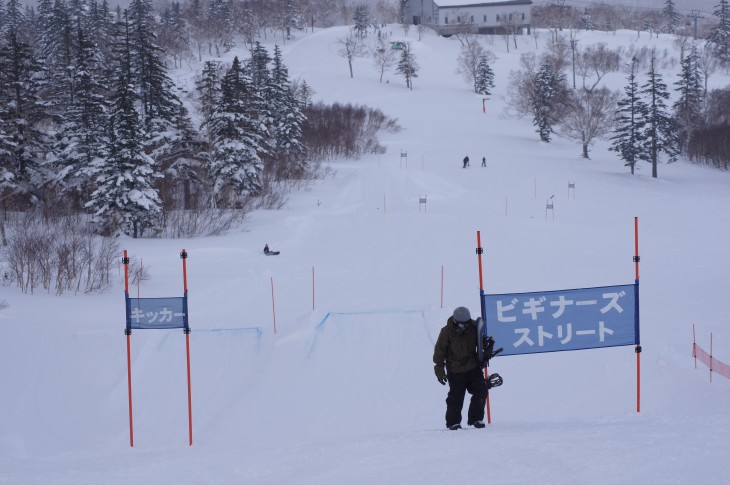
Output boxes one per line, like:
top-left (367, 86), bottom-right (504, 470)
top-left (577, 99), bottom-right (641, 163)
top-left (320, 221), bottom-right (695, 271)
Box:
top-left (435, 366), bottom-right (447, 385)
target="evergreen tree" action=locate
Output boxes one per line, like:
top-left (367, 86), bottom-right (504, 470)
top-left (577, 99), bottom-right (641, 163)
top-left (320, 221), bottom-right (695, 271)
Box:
top-left (579, 8), bottom-right (594, 31)
top-left (396, 41), bottom-right (418, 90)
top-left (610, 57), bottom-right (646, 175)
top-left (707, 0), bottom-right (730, 62)
top-left (662, 0), bottom-right (680, 34)
top-left (639, 51), bottom-right (678, 178)
top-left (0, 1), bottom-right (5, 39)
top-left (269, 45), bottom-right (307, 180)
top-left (673, 45), bottom-right (704, 153)
top-left (248, 42), bottom-right (275, 154)
top-left (196, 60), bottom-right (222, 142)
top-left (86, 16), bottom-right (161, 238)
top-left (530, 63), bottom-right (562, 142)
top-left (0, 31), bottom-right (50, 205)
top-left (353, 5), bottom-right (370, 38)
top-left (206, 0), bottom-right (234, 53)
top-left (39, 0), bottom-right (77, 116)
top-left (53, 26), bottom-right (109, 207)
top-left (159, 2), bottom-right (189, 68)
top-left (474, 55), bottom-right (495, 96)
top-left (208, 56), bottom-right (267, 205)
top-left (128, 0), bottom-right (187, 160)
top-left (3, 0), bottom-right (26, 40)
top-left (249, 41), bottom-right (272, 93)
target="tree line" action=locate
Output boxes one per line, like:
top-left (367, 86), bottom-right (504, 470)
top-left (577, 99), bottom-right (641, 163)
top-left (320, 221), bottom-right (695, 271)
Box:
top-left (506, 0), bottom-right (730, 176)
top-left (0, 0), bottom-right (400, 241)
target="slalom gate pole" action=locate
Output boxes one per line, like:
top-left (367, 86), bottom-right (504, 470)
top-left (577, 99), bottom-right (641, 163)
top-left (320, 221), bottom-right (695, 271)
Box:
top-left (476, 231), bottom-right (492, 423)
top-left (181, 249), bottom-right (193, 446)
top-left (312, 266), bottom-right (315, 311)
top-left (123, 250), bottom-right (134, 447)
top-left (693, 324), bottom-right (697, 369)
top-left (634, 217), bottom-right (641, 413)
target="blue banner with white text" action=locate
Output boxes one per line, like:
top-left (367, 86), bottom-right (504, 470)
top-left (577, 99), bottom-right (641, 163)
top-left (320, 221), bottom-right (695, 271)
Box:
top-left (483, 284), bottom-right (637, 356)
top-left (126, 296), bottom-right (188, 330)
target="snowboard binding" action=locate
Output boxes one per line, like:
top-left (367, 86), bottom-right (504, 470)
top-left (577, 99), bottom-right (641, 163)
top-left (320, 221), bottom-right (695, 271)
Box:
top-left (486, 373), bottom-right (503, 389)
top-left (481, 335), bottom-right (504, 368)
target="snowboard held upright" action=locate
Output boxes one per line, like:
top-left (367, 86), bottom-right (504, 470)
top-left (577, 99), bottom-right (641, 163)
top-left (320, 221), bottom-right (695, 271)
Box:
top-left (476, 317), bottom-right (504, 389)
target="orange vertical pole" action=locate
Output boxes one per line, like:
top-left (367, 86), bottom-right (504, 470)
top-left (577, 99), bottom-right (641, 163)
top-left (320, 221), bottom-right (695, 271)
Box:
top-left (476, 231), bottom-right (492, 424)
top-left (181, 249), bottom-right (193, 446)
top-left (126, 333), bottom-right (133, 447)
top-left (186, 332), bottom-right (193, 445)
top-left (634, 217), bottom-right (641, 413)
top-left (123, 250), bottom-right (134, 447)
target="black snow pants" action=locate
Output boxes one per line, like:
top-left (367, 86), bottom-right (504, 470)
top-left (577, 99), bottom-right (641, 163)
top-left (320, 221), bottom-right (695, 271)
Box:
top-left (445, 367), bottom-right (488, 427)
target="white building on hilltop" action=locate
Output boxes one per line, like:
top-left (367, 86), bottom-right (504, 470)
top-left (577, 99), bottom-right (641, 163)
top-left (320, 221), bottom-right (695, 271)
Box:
top-left (402, 0), bottom-right (533, 36)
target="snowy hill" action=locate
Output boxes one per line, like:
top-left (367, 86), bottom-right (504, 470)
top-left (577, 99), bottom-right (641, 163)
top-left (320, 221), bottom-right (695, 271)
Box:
top-left (1, 25), bottom-right (730, 484)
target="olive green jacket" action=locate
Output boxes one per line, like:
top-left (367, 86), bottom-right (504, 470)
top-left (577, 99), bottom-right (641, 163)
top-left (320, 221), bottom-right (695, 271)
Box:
top-left (433, 317), bottom-right (480, 377)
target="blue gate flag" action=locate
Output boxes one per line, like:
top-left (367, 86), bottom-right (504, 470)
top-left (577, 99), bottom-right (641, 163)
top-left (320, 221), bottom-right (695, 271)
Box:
top-left (126, 296), bottom-right (188, 330)
top-left (483, 284), bottom-right (637, 356)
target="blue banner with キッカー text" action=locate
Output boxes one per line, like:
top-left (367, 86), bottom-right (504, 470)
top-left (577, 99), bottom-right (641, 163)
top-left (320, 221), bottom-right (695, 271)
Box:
top-left (483, 284), bottom-right (638, 356)
top-left (126, 296), bottom-right (188, 330)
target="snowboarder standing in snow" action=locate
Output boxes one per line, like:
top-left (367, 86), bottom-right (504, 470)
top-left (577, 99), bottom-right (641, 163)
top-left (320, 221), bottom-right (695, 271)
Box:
top-left (433, 307), bottom-right (489, 430)
top-left (463, 156), bottom-right (470, 168)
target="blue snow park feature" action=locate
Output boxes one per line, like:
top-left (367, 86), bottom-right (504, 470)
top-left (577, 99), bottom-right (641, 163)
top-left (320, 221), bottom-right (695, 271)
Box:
top-left (483, 284), bottom-right (637, 356)
top-left (126, 296), bottom-right (188, 330)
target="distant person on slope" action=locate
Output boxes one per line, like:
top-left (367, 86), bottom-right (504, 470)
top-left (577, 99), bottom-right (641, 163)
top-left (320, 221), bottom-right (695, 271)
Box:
top-left (433, 306), bottom-right (502, 430)
top-left (263, 244), bottom-right (280, 256)
top-left (482, 156), bottom-right (486, 167)
top-left (463, 156), bottom-right (470, 168)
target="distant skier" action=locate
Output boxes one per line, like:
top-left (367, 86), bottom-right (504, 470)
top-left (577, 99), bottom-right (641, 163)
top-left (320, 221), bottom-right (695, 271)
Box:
top-left (463, 156), bottom-right (470, 168)
top-left (433, 306), bottom-right (501, 430)
top-left (482, 156), bottom-right (486, 167)
top-left (263, 244), bottom-right (280, 256)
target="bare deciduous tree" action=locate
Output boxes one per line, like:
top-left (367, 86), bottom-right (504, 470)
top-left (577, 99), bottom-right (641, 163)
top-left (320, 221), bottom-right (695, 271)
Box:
top-left (543, 35), bottom-right (571, 78)
top-left (456, 40), bottom-right (487, 91)
top-left (373, 37), bottom-right (397, 83)
top-left (575, 42), bottom-right (621, 91)
top-left (559, 87), bottom-right (620, 158)
top-left (336, 29), bottom-right (363, 78)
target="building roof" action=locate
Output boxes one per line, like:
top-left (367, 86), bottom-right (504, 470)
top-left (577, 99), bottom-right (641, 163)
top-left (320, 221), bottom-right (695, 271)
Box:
top-left (434, 0), bottom-right (532, 7)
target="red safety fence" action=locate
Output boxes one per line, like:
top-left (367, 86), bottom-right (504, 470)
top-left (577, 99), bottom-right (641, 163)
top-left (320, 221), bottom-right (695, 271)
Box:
top-left (692, 325), bottom-right (730, 381)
